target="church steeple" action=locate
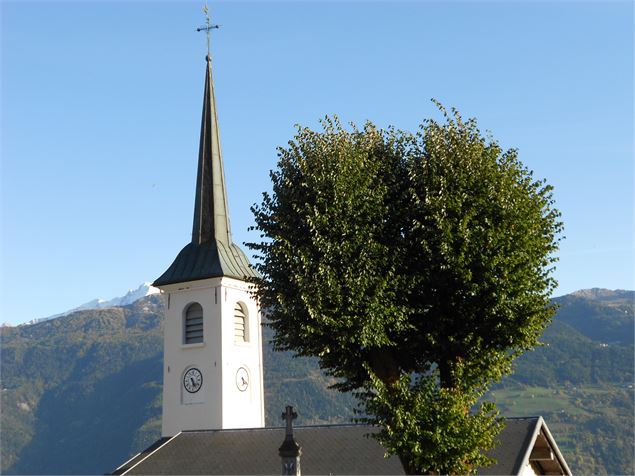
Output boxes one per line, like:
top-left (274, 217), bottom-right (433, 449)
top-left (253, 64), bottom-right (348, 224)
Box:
top-left (192, 55), bottom-right (231, 245)
top-left (153, 12), bottom-right (265, 438)
top-left (153, 54), bottom-right (258, 286)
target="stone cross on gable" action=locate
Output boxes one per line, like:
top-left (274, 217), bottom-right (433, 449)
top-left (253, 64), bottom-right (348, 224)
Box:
top-left (282, 405), bottom-right (298, 437)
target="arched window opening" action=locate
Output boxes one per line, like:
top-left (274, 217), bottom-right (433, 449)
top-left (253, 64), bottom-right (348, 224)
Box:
top-left (184, 302), bottom-right (204, 344)
top-left (234, 302), bottom-right (249, 343)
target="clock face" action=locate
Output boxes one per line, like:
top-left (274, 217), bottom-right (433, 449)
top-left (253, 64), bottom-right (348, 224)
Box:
top-left (183, 367), bottom-right (203, 393)
top-left (235, 367), bottom-right (249, 392)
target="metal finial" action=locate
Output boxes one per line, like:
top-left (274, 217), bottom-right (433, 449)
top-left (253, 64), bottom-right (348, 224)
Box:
top-left (196, 3), bottom-right (220, 60)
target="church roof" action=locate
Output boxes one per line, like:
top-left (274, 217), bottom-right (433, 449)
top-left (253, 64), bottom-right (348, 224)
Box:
top-left (114, 424), bottom-right (404, 475)
top-left (154, 56), bottom-right (258, 287)
top-left (112, 418), bottom-right (571, 475)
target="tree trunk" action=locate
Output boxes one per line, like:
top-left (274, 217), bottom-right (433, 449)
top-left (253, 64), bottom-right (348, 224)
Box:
top-left (369, 348), bottom-right (400, 384)
top-left (438, 358), bottom-right (453, 389)
top-left (398, 453), bottom-right (421, 475)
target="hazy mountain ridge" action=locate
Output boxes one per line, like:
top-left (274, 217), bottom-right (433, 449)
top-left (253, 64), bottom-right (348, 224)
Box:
top-left (1, 289), bottom-right (632, 475)
top-left (569, 288), bottom-right (633, 304)
top-left (551, 290), bottom-right (634, 345)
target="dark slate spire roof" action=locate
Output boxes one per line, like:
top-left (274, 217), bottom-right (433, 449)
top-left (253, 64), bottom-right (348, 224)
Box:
top-left (153, 56), bottom-right (258, 286)
top-left (192, 55), bottom-right (230, 245)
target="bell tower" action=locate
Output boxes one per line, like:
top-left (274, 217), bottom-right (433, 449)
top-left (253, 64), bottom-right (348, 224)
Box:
top-left (153, 25), bottom-right (264, 436)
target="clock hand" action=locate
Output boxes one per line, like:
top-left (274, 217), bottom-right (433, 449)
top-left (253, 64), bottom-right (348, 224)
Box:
top-left (190, 377), bottom-right (196, 386)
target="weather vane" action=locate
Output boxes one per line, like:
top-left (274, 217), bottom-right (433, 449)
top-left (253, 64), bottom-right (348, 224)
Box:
top-left (196, 3), bottom-right (220, 60)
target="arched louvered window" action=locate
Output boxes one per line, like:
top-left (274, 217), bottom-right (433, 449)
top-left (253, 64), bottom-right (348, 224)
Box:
top-left (234, 302), bottom-right (249, 343)
top-left (184, 303), bottom-right (204, 344)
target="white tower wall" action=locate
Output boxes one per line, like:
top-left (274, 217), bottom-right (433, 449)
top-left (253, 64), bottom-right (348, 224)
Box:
top-left (159, 277), bottom-right (265, 436)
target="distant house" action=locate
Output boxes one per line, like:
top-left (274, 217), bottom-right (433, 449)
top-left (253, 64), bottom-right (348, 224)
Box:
top-left (112, 16), bottom-right (571, 476)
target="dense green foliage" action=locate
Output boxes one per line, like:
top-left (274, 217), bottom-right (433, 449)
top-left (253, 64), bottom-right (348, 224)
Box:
top-left (1, 290), bottom-right (632, 475)
top-left (361, 373), bottom-right (501, 474)
top-left (248, 109), bottom-right (563, 473)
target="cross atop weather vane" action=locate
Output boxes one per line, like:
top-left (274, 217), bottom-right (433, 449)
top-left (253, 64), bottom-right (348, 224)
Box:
top-left (196, 3), bottom-right (220, 61)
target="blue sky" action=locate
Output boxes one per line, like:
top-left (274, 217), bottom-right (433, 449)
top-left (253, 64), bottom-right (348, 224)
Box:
top-left (1, 1), bottom-right (633, 325)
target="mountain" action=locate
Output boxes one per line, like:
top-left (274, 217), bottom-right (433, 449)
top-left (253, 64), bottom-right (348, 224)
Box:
top-left (550, 289), bottom-right (633, 345)
top-left (488, 291), bottom-right (634, 475)
top-left (1, 289), bottom-right (633, 475)
top-left (20, 283), bottom-right (161, 326)
top-left (0, 295), bottom-right (355, 474)
top-left (1, 297), bottom-right (165, 473)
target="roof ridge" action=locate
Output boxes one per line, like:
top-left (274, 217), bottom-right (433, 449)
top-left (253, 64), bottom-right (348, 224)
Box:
top-left (504, 416), bottom-right (542, 421)
top-left (181, 423), bottom-right (373, 434)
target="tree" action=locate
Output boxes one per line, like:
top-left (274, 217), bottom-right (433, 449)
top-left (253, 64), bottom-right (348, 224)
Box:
top-left (248, 105), bottom-right (563, 474)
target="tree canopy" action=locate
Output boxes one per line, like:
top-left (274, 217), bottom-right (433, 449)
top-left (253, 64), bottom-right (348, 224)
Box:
top-left (248, 106), bottom-right (563, 474)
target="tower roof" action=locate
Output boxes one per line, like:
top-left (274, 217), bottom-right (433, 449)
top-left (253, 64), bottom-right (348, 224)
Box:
top-left (154, 56), bottom-right (258, 286)
top-left (193, 56), bottom-right (230, 245)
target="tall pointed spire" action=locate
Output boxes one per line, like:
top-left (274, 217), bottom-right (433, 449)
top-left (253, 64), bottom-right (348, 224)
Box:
top-left (192, 55), bottom-right (231, 245)
top-left (153, 52), bottom-right (258, 287)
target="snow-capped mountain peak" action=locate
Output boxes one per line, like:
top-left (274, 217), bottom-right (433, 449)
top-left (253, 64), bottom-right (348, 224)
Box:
top-left (113, 282), bottom-right (161, 307)
top-left (21, 283), bottom-right (161, 326)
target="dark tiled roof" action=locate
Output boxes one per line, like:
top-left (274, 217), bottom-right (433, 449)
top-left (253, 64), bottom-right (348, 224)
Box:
top-left (480, 417), bottom-right (540, 475)
top-left (120, 425), bottom-right (405, 475)
top-left (481, 417), bottom-right (571, 476)
top-left (116, 418), bottom-right (571, 475)
top-left (112, 437), bottom-right (171, 475)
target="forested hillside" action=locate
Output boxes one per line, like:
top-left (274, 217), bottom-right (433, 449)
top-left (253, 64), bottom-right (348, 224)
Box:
top-left (1, 290), bottom-right (632, 475)
top-left (1, 297), bottom-right (164, 474)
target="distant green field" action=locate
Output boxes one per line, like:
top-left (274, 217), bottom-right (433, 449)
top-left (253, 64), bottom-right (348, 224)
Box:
top-left (490, 385), bottom-right (587, 416)
top-left (489, 383), bottom-right (631, 418)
